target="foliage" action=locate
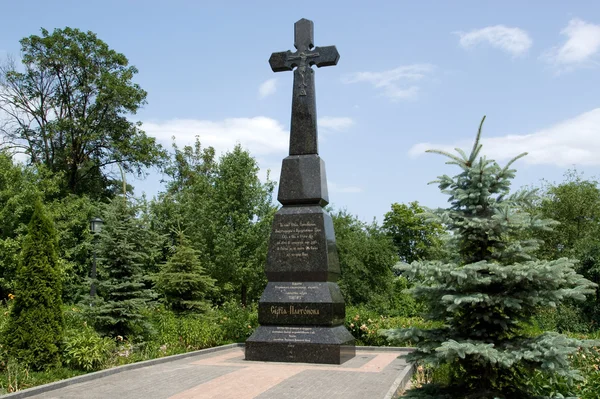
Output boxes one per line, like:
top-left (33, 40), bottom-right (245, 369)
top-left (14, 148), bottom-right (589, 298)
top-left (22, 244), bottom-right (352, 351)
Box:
top-left (155, 233), bottom-right (215, 313)
top-left (533, 305), bottom-right (594, 334)
top-left (63, 324), bottom-right (115, 371)
top-left (215, 300), bottom-right (259, 342)
top-left (572, 342), bottom-right (600, 399)
top-left (146, 306), bottom-right (224, 356)
top-left (0, 152), bottom-right (101, 303)
top-left (151, 140), bottom-right (276, 306)
top-left (345, 305), bottom-right (439, 346)
top-left (0, 359), bottom-right (84, 395)
top-left (46, 194), bottom-right (99, 303)
top-left (522, 344), bottom-right (600, 398)
top-left (383, 201), bottom-right (447, 263)
top-left (0, 27), bottom-right (166, 198)
top-left (203, 145), bottom-right (276, 306)
top-left (382, 117), bottom-right (598, 398)
top-left (85, 198), bottom-right (156, 339)
top-left (533, 170), bottom-right (600, 327)
top-left (2, 201), bottom-right (64, 370)
top-left (535, 170), bottom-right (600, 260)
top-left (332, 209), bottom-right (398, 309)
top-left (0, 152), bottom-right (61, 299)
top-left (388, 276), bottom-right (427, 318)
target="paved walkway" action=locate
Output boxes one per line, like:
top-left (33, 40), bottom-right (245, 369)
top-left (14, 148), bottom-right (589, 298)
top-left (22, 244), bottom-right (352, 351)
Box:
top-left (2, 345), bottom-right (413, 399)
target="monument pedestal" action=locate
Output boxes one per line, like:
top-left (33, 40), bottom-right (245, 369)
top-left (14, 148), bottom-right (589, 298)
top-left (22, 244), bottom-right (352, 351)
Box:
top-left (246, 325), bottom-right (355, 364)
top-left (245, 206), bottom-right (355, 364)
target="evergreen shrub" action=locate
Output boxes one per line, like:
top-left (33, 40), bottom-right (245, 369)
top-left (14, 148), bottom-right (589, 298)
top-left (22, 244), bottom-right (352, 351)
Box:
top-left (2, 201), bottom-right (64, 370)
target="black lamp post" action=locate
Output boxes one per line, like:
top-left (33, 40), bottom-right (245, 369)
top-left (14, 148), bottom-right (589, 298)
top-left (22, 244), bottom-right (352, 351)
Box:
top-left (89, 217), bottom-right (104, 297)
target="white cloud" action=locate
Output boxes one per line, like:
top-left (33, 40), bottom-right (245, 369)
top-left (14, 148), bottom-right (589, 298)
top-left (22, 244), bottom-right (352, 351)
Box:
top-left (142, 117), bottom-right (366, 194)
top-left (341, 64), bottom-right (435, 100)
top-left (456, 25), bottom-right (532, 56)
top-left (542, 19), bottom-right (600, 68)
top-left (329, 182), bottom-right (363, 194)
top-left (143, 116), bottom-right (288, 158)
top-left (318, 117), bottom-right (355, 132)
top-left (409, 109), bottom-right (600, 166)
top-left (258, 78), bottom-right (278, 99)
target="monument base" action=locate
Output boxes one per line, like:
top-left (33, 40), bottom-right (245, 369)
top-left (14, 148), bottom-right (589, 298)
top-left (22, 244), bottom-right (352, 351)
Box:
top-left (245, 325), bottom-right (355, 364)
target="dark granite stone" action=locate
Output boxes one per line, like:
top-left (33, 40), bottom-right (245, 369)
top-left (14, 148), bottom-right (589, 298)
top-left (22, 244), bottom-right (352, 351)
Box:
top-left (290, 68), bottom-right (318, 155)
top-left (278, 154), bottom-right (329, 206)
top-left (268, 18), bottom-right (340, 156)
top-left (246, 19), bottom-right (354, 365)
top-left (245, 325), bottom-right (355, 364)
top-left (257, 282), bottom-right (345, 326)
top-left (265, 206), bottom-right (340, 282)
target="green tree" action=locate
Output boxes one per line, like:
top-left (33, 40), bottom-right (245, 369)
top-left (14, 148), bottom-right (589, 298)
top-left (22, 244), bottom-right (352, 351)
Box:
top-left (151, 141), bottom-right (275, 306)
top-left (0, 27), bottom-right (166, 198)
top-left (383, 117), bottom-right (597, 398)
top-left (534, 170), bottom-right (600, 327)
top-left (87, 198), bottom-right (155, 339)
top-left (205, 145), bottom-right (276, 306)
top-left (155, 232), bottom-right (215, 313)
top-left (0, 152), bottom-right (61, 299)
top-left (2, 200), bottom-right (64, 369)
top-left (47, 194), bottom-right (100, 303)
top-left (535, 170), bottom-right (600, 259)
top-left (150, 138), bottom-right (216, 256)
top-left (333, 209), bottom-right (398, 308)
top-left (0, 151), bottom-right (102, 303)
top-left (383, 201), bottom-right (446, 263)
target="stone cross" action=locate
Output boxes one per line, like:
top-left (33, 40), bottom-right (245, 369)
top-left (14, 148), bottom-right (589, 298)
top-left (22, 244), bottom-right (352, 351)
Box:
top-left (269, 19), bottom-right (340, 155)
top-left (246, 19), bottom-right (354, 365)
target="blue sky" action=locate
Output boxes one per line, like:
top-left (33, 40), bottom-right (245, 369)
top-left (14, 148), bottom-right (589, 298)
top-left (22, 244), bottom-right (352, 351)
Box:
top-left (2, 1), bottom-right (600, 222)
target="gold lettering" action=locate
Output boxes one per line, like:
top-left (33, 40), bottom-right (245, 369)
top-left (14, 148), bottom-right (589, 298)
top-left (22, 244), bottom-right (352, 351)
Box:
top-left (270, 306), bottom-right (288, 316)
top-left (289, 305), bottom-right (320, 315)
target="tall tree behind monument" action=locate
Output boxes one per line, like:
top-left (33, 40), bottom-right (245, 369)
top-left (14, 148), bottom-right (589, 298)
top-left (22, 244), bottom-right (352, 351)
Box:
top-left (0, 27), bottom-right (166, 199)
top-left (245, 18), bottom-right (355, 364)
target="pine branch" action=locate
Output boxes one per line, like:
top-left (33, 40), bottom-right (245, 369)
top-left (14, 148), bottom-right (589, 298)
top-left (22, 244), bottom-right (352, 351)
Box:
top-left (468, 116), bottom-right (486, 165)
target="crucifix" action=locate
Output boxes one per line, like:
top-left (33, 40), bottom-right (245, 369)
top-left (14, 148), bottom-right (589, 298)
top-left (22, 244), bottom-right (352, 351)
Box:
top-left (269, 18), bottom-right (340, 155)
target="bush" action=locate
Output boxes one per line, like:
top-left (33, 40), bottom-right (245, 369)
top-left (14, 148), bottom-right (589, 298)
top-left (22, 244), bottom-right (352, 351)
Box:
top-left (345, 305), bottom-right (438, 346)
top-left (533, 304), bottom-right (594, 334)
top-left (62, 324), bottom-right (115, 371)
top-left (520, 342), bottom-right (600, 398)
top-left (149, 306), bottom-right (224, 354)
top-left (387, 276), bottom-right (426, 318)
top-left (215, 300), bottom-right (258, 342)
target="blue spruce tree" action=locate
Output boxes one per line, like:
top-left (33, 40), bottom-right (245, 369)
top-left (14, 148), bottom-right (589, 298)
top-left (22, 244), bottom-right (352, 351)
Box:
top-left (88, 198), bottom-right (155, 339)
top-left (384, 117), bottom-right (598, 398)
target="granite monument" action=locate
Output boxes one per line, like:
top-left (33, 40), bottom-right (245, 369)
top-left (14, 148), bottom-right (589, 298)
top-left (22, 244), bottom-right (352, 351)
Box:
top-left (245, 18), bottom-right (355, 365)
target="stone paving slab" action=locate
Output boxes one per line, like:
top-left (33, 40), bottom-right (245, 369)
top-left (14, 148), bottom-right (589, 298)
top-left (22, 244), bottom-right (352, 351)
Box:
top-left (1, 345), bottom-right (413, 399)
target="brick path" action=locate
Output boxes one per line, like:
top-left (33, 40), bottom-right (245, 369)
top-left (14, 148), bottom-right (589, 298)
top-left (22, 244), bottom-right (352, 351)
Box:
top-left (2, 345), bottom-right (412, 399)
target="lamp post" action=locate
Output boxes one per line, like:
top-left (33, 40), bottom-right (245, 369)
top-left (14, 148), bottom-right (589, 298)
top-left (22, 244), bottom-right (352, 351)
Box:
top-left (89, 217), bottom-right (104, 297)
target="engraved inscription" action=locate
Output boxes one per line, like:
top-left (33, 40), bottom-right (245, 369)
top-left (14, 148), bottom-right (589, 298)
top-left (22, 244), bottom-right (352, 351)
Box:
top-left (273, 220), bottom-right (321, 258)
top-left (270, 326), bottom-right (316, 343)
top-left (273, 282), bottom-right (318, 301)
